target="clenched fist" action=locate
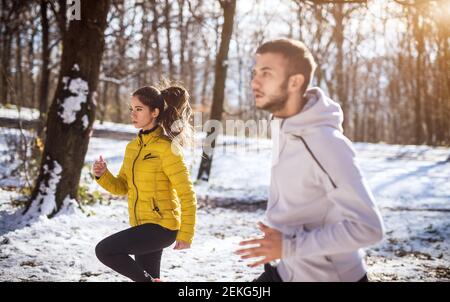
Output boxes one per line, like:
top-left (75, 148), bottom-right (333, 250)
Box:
top-left (92, 155), bottom-right (107, 178)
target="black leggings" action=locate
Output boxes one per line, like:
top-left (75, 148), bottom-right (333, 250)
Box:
top-left (95, 223), bottom-right (177, 282)
top-left (253, 264), bottom-right (283, 282)
top-left (253, 264), bottom-right (369, 282)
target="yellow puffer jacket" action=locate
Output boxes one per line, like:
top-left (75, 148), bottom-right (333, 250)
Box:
top-left (95, 126), bottom-right (197, 244)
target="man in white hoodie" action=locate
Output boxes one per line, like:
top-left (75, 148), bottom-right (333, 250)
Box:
top-left (235, 39), bottom-right (384, 282)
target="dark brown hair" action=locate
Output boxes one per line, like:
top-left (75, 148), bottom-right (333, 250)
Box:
top-left (131, 84), bottom-right (193, 146)
top-left (256, 38), bottom-right (317, 96)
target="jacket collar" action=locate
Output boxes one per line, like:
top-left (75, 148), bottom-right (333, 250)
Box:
top-left (137, 125), bottom-right (163, 145)
top-left (139, 125), bottom-right (159, 135)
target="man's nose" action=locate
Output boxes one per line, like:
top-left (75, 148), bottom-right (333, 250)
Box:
top-left (251, 77), bottom-right (260, 90)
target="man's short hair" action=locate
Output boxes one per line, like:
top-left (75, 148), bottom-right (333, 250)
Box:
top-left (256, 39), bottom-right (317, 95)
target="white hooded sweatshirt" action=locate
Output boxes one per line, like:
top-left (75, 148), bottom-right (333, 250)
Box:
top-left (266, 87), bottom-right (384, 282)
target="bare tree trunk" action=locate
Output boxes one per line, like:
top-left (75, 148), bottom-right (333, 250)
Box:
top-left (0, 28), bottom-right (11, 104)
top-left (38, 0), bottom-right (50, 136)
top-left (114, 84), bottom-right (122, 123)
top-left (437, 24), bottom-right (450, 144)
top-left (200, 52), bottom-right (211, 107)
top-left (412, 9), bottom-right (425, 144)
top-left (0, 0), bottom-right (30, 105)
top-left (28, 24), bottom-right (37, 108)
top-left (25, 0), bottom-right (110, 217)
top-left (151, 0), bottom-right (162, 77)
top-left (0, 0), bottom-right (6, 104)
top-left (187, 28), bottom-right (196, 98)
top-left (111, 0), bottom-right (126, 123)
top-left (297, 2), bottom-right (304, 41)
top-left (388, 61), bottom-right (401, 144)
top-left (178, 0), bottom-right (186, 82)
top-left (197, 0), bottom-right (236, 181)
top-left (361, 79), bottom-right (370, 142)
top-left (351, 58), bottom-right (359, 141)
top-left (372, 89), bottom-right (381, 142)
top-left (100, 81), bottom-right (109, 124)
top-left (234, 27), bottom-right (243, 114)
top-left (53, 0), bottom-right (67, 38)
top-left (138, 1), bottom-right (150, 87)
top-left (332, 4), bottom-right (349, 134)
top-left (428, 14), bottom-right (450, 145)
top-left (15, 30), bottom-right (24, 105)
top-left (424, 49), bottom-right (434, 145)
top-left (164, 0), bottom-right (175, 79)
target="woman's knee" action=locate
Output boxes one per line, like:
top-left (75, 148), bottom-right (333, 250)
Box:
top-left (95, 239), bottom-right (110, 261)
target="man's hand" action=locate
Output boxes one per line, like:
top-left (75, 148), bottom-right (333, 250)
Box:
top-left (235, 222), bottom-right (282, 267)
top-left (173, 240), bottom-right (191, 250)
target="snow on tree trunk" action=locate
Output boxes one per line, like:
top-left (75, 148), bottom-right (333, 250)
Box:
top-left (24, 0), bottom-right (110, 218)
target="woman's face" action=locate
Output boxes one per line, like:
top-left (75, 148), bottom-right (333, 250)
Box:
top-left (129, 96), bottom-right (159, 130)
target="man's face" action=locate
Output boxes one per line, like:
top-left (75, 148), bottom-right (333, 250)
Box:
top-left (251, 52), bottom-right (290, 113)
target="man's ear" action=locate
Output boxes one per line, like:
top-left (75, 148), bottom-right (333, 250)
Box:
top-left (288, 74), bottom-right (305, 93)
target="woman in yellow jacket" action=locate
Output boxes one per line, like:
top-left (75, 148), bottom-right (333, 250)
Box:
top-left (92, 85), bottom-right (196, 282)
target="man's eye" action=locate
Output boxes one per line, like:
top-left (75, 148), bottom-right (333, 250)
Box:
top-left (137, 108), bottom-right (142, 112)
top-left (128, 108), bottom-right (133, 112)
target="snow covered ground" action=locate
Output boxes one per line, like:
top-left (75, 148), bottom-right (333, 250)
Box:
top-left (0, 110), bottom-right (449, 281)
top-left (0, 188), bottom-right (264, 282)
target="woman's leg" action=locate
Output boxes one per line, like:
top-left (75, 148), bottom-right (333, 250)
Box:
top-left (135, 250), bottom-right (163, 279)
top-left (95, 223), bottom-right (177, 282)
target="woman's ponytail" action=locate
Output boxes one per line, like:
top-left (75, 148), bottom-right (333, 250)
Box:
top-left (159, 85), bottom-right (193, 147)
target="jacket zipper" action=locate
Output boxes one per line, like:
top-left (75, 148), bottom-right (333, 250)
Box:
top-left (132, 137), bottom-right (144, 225)
top-left (292, 134), bottom-right (338, 189)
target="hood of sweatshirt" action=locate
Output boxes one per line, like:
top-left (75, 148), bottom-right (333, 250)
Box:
top-left (280, 87), bottom-right (344, 135)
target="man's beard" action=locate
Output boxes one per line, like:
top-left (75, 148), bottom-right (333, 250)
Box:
top-left (257, 79), bottom-right (289, 113)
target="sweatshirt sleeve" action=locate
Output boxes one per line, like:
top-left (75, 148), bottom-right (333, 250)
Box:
top-left (283, 130), bottom-right (384, 259)
top-left (161, 144), bottom-right (197, 244)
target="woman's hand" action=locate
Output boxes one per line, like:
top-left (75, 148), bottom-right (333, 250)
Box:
top-left (92, 155), bottom-right (107, 178)
top-left (173, 240), bottom-right (191, 250)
